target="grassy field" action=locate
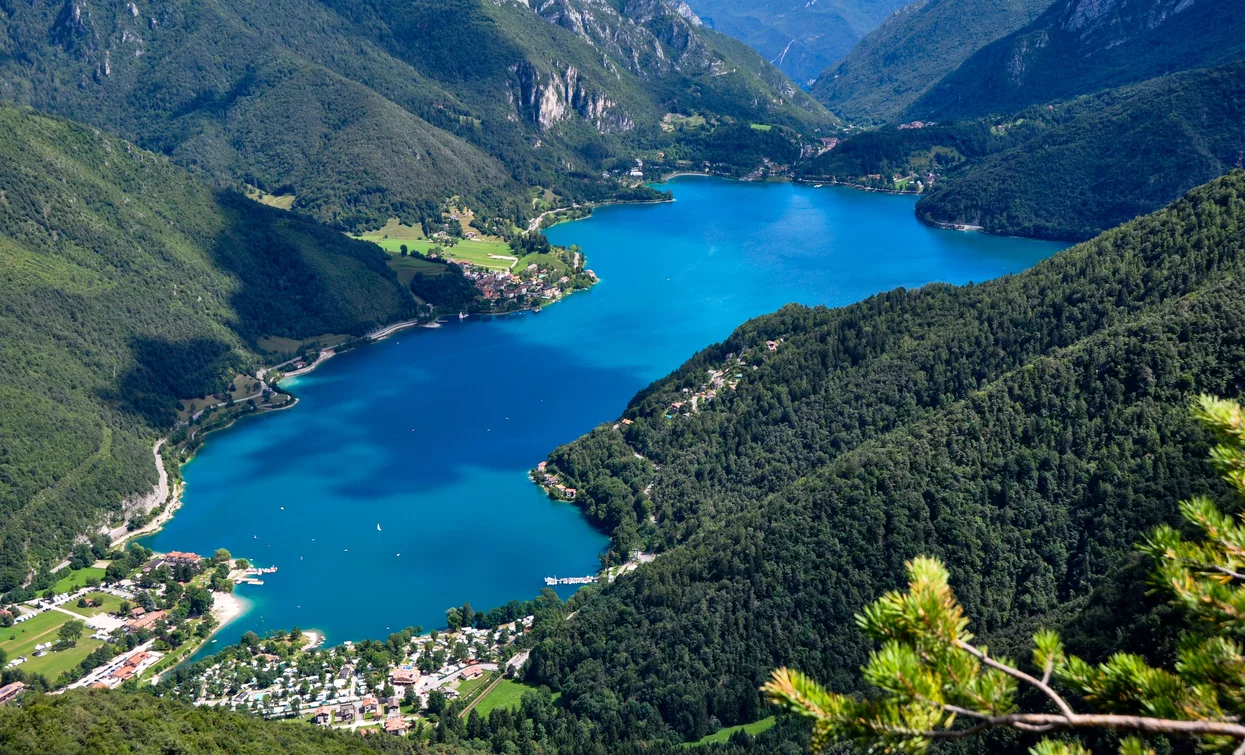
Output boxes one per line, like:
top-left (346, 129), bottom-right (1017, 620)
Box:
top-left (374, 238), bottom-right (514, 271)
top-left (662, 113), bottom-right (707, 131)
top-left (0, 608), bottom-right (106, 679)
top-left (244, 186), bottom-right (296, 210)
top-left (20, 638), bottom-right (105, 679)
top-left (749, 123), bottom-right (773, 131)
top-left (516, 252), bottom-right (571, 278)
top-left (455, 674), bottom-right (492, 699)
top-left (385, 255), bottom-right (450, 288)
top-left (65, 592), bottom-right (123, 618)
top-left (178, 374), bottom-right (271, 420)
top-left (256, 334), bottom-right (351, 357)
top-left (2, 610), bottom-right (68, 657)
top-left (685, 717), bottom-right (775, 747)
top-left (357, 216), bottom-right (516, 271)
top-left (51, 567), bottom-right (106, 594)
top-left (472, 679), bottom-right (541, 718)
top-left (357, 218), bottom-right (425, 242)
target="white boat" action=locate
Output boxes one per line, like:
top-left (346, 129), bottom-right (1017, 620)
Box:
top-left (814, 184), bottom-right (823, 188)
top-left (377, 523), bottom-right (381, 532)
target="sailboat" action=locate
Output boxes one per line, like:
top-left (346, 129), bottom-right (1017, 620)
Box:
top-left (377, 523), bottom-right (382, 532)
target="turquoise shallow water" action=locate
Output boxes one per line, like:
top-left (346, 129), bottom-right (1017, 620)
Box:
top-left (143, 178), bottom-right (1065, 654)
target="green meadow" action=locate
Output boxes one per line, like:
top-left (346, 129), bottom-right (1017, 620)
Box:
top-left (685, 717), bottom-right (775, 746)
top-left (51, 567), bottom-right (106, 595)
top-left (473, 679), bottom-right (543, 717)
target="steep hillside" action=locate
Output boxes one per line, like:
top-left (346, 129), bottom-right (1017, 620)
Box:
top-left (0, 690), bottom-right (443, 754)
top-left (0, 105), bottom-right (414, 591)
top-left (810, 0), bottom-right (1053, 124)
top-left (915, 61), bottom-right (1245, 239)
top-left (909, 0), bottom-right (1245, 120)
top-left (524, 173), bottom-right (1245, 746)
top-left (683, 0), bottom-right (911, 85)
top-left (0, 0), bottom-right (831, 230)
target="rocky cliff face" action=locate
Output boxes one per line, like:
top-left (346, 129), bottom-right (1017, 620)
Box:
top-left (526, 0), bottom-right (715, 78)
top-left (499, 0), bottom-right (727, 132)
top-left (46, 0), bottom-right (151, 85)
top-left (507, 60), bottom-right (634, 132)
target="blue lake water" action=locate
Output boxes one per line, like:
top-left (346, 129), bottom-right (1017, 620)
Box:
top-left (143, 177), bottom-right (1065, 653)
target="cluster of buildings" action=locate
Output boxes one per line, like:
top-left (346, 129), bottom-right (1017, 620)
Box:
top-left (69, 643), bottom-right (164, 690)
top-left (141, 550), bottom-right (202, 572)
top-left (455, 260), bottom-right (584, 305)
top-left (534, 461), bottom-right (577, 500)
top-left (0, 682), bottom-right (23, 705)
top-left (176, 618), bottom-right (535, 736)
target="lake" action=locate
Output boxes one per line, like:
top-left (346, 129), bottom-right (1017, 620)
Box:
top-left (143, 177), bottom-right (1065, 652)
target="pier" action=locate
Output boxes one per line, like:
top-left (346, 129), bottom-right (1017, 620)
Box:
top-left (544, 575), bottom-right (597, 586)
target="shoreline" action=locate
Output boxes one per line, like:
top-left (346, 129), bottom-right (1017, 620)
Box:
top-left (210, 589), bottom-right (252, 633)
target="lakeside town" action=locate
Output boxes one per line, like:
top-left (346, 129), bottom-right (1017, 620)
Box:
top-left (163, 616), bottom-right (538, 737)
top-left (0, 538), bottom-right (660, 733)
top-left (0, 545), bottom-right (261, 703)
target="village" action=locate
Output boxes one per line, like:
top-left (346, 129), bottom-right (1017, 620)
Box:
top-left (166, 616), bottom-right (538, 737)
top-left (451, 255), bottom-right (597, 309)
top-left (0, 546), bottom-right (263, 703)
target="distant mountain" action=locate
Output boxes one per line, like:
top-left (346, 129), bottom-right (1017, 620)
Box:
top-left (682, 0), bottom-right (911, 86)
top-left (0, 104), bottom-right (414, 590)
top-left (810, 0), bottom-right (1053, 124)
top-left (915, 61), bottom-right (1245, 239)
top-left (908, 0), bottom-right (1245, 120)
top-left (0, 0), bottom-right (830, 231)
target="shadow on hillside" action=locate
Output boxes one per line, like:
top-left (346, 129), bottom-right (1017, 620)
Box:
top-left (207, 190), bottom-right (409, 345)
top-left (108, 336), bottom-right (247, 428)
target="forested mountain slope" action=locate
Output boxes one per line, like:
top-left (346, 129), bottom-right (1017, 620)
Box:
top-left (914, 60), bottom-right (1245, 239)
top-left (0, 105), bottom-right (413, 592)
top-left (683, 0), bottom-right (911, 85)
top-left (0, 690), bottom-right (448, 754)
top-left (0, 0), bottom-right (830, 230)
top-left (810, 0), bottom-right (1053, 124)
top-left (908, 0), bottom-right (1245, 120)
top-left (525, 173), bottom-right (1245, 746)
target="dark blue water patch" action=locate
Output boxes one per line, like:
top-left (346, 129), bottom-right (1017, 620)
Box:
top-left (144, 177), bottom-right (1066, 654)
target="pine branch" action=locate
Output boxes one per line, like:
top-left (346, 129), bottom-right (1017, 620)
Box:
top-left (955, 639), bottom-right (1076, 720)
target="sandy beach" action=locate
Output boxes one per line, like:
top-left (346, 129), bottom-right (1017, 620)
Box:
top-left (210, 589), bottom-right (251, 632)
top-left (300, 630), bottom-right (324, 651)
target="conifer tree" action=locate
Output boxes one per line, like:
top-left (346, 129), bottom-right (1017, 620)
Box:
top-left (764, 395), bottom-right (1245, 755)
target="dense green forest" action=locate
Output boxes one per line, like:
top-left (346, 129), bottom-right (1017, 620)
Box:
top-left (32, 172), bottom-right (1245, 755)
top-left (809, 0), bottom-right (1052, 124)
top-left (915, 61), bottom-right (1245, 239)
top-left (0, 691), bottom-right (454, 754)
top-left (0, 104), bottom-right (414, 591)
top-left (805, 0), bottom-right (1245, 240)
top-left (909, 0), bottom-right (1245, 121)
top-left (0, 0), bottom-right (831, 231)
top-left (521, 172), bottom-right (1245, 749)
top-left (800, 60), bottom-right (1245, 240)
